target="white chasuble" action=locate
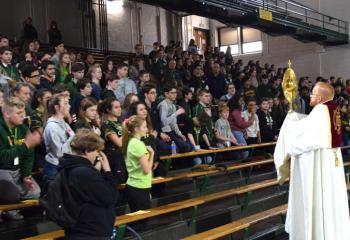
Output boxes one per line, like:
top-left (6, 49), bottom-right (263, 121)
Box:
top-left (274, 103), bottom-right (350, 240)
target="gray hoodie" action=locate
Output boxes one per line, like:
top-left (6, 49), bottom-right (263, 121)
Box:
top-left (44, 117), bottom-right (74, 165)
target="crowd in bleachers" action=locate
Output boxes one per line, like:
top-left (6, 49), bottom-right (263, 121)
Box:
top-left (1, 19), bottom-right (350, 237)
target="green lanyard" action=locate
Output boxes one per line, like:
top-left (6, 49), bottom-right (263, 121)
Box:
top-left (8, 127), bottom-right (18, 146)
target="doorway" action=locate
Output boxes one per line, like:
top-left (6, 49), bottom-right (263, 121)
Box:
top-left (193, 28), bottom-right (210, 54)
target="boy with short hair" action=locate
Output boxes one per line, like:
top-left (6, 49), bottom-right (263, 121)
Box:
top-left (71, 78), bottom-right (93, 115)
top-left (39, 60), bottom-right (56, 90)
top-left (157, 83), bottom-right (192, 153)
top-left (215, 105), bottom-right (237, 148)
top-left (242, 99), bottom-right (261, 144)
top-left (142, 82), bottom-right (172, 156)
top-left (0, 47), bottom-right (20, 95)
top-left (114, 63), bottom-right (137, 104)
top-left (137, 70), bottom-right (150, 92)
top-left (257, 98), bottom-right (277, 143)
top-left (193, 89), bottom-right (215, 150)
top-left (101, 73), bottom-right (118, 100)
top-left (88, 65), bottom-right (102, 101)
top-left (67, 63), bottom-right (85, 98)
top-left (0, 36), bottom-right (9, 48)
top-left (50, 40), bottom-right (65, 67)
top-left (0, 97), bottom-right (41, 222)
top-left (22, 64), bottom-right (40, 93)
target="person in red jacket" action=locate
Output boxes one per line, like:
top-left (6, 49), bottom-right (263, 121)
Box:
top-left (228, 94), bottom-right (255, 159)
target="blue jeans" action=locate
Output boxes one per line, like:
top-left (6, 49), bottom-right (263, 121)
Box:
top-left (155, 137), bottom-right (172, 156)
top-left (233, 131), bottom-right (249, 160)
top-left (166, 131), bottom-right (192, 153)
top-left (43, 161), bottom-right (58, 181)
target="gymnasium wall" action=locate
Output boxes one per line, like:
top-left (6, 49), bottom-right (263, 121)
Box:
top-left (0, 0), bottom-right (175, 54)
top-left (239, 0), bottom-right (350, 80)
top-left (0, 0), bottom-right (84, 47)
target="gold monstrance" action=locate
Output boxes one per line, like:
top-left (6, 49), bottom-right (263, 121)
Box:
top-left (282, 60), bottom-right (298, 112)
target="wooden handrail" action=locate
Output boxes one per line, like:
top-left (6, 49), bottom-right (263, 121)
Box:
top-left (159, 142), bottom-right (276, 160)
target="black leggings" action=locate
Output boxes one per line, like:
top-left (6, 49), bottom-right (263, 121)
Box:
top-left (125, 185), bottom-right (151, 212)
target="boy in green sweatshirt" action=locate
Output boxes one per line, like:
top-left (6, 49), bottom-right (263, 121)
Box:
top-left (0, 97), bottom-right (41, 221)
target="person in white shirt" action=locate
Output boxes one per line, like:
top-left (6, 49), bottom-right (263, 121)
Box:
top-left (242, 98), bottom-right (261, 145)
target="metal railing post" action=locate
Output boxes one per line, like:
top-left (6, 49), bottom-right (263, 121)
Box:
top-left (305, 9), bottom-right (307, 23)
top-left (322, 15), bottom-right (325, 29)
top-left (285, 1), bottom-right (287, 15)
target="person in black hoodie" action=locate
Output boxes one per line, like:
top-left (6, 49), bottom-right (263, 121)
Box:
top-left (257, 98), bottom-right (278, 143)
top-left (58, 129), bottom-right (118, 240)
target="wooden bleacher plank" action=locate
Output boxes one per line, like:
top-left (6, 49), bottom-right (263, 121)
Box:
top-left (23, 230), bottom-right (64, 240)
top-left (0, 200), bottom-right (39, 212)
top-left (159, 142), bottom-right (276, 160)
top-left (195, 178), bottom-right (280, 203)
top-left (182, 204), bottom-right (288, 240)
top-left (116, 199), bottom-right (204, 226)
top-left (233, 179), bottom-right (280, 195)
top-left (226, 159), bottom-right (273, 171)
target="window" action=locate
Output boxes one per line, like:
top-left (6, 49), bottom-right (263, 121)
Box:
top-left (219, 27), bottom-right (263, 55)
top-left (220, 45), bottom-right (239, 55)
top-left (243, 41), bottom-right (263, 53)
top-left (219, 28), bottom-right (239, 55)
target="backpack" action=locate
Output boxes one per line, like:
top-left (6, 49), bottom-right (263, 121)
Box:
top-left (40, 165), bottom-right (82, 229)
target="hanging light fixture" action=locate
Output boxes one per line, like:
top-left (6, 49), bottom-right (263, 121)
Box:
top-left (106, 0), bottom-right (124, 13)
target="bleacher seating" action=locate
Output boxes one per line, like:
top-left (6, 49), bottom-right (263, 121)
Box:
top-left (23, 177), bottom-right (286, 239)
top-left (2, 142), bottom-right (350, 239)
top-left (1, 141), bottom-right (349, 240)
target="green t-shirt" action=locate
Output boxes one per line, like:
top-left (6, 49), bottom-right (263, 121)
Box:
top-left (125, 138), bottom-right (151, 189)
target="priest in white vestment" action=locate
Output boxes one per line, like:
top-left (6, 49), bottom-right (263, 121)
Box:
top-left (274, 82), bottom-right (350, 240)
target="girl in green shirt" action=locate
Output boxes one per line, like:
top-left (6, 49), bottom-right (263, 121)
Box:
top-left (122, 115), bottom-right (154, 213)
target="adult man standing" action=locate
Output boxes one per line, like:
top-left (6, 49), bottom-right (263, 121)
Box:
top-left (274, 82), bottom-right (350, 240)
top-left (206, 63), bottom-right (227, 101)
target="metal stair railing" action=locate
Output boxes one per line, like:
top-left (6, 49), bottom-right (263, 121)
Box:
top-left (199, 0), bottom-right (348, 39)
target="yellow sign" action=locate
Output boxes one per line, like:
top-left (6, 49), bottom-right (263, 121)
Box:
top-left (259, 9), bottom-right (273, 21)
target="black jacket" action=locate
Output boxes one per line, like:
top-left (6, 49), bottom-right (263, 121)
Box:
top-left (257, 109), bottom-right (277, 142)
top-left (58, 154), bottom-right (118, 238)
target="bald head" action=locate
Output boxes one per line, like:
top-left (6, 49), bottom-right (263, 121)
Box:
top-left (310, 82), bottom-right (335, 107)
